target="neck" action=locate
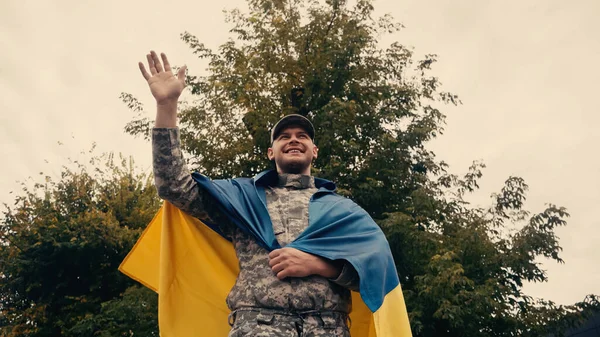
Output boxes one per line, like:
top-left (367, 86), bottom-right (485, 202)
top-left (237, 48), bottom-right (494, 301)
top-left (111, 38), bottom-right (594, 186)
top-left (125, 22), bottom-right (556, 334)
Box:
top-left (277, 166), bottom-right (311, 176)
top-left (277, 173), bottom-right (315, 189)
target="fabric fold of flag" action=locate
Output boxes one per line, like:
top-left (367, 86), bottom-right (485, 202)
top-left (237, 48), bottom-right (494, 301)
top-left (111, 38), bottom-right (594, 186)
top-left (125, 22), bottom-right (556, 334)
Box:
top-left (119, 202), bottom-right (412, 337)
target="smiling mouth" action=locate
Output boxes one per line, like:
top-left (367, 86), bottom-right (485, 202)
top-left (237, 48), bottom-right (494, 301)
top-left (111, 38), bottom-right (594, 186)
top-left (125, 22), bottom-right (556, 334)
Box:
top-left (284, 148), bottom-right (304, 154)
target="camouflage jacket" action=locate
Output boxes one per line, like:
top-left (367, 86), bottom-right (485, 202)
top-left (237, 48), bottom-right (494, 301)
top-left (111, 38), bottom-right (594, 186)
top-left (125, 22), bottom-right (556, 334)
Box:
top-left (152, 128), bottom-right (359, 313)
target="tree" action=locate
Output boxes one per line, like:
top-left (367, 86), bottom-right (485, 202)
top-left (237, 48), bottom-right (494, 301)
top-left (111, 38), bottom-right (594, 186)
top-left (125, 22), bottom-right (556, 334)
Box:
top-left (124, 0), bottom-right (456, 224)
top-left (0, 153), bottom-right (159, 337)
top-left (384, 166), bottom-right (600, 336)
top-left (123, 0), bottom-right (599, 335)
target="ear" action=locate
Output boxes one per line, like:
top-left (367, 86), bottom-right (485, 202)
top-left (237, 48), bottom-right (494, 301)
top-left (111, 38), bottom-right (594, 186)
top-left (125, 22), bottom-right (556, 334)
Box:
top-left (267, 147), bottom-right (275, 161)
top-left (312, 145), bottom-right (319, 160)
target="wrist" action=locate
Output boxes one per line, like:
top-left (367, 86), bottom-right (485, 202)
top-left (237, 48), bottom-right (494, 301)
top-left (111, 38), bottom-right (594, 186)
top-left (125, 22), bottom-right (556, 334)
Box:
top-left (157, 99), bottom-right (178, 112)
top-left (155, 100), bottom-right (178, 128)
top-left (315, 258), bottom-right (342, 279)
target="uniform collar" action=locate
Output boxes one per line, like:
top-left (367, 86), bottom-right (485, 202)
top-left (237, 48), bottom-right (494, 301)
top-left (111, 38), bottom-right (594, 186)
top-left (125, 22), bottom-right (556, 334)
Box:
top-left (277, 174), bottom-right (314, 189)
top-left (253, 170), bottom-right (336, 191)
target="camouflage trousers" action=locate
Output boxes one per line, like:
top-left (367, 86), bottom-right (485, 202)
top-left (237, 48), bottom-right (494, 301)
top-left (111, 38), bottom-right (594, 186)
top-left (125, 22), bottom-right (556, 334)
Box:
top-left (228, 307), bottom-right (351, 337)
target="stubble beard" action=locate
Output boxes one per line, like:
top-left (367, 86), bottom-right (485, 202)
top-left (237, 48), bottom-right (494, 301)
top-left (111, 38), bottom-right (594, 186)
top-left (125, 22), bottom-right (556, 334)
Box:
top-left (277, 158), bottom-right (310, 175)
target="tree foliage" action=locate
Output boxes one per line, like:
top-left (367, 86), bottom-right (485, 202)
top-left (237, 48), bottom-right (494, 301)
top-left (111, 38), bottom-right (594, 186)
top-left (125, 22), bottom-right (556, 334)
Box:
top-left (129, 0), bottom-right (600, 335)
top-left (125, 0), bottom-right (457, 220)
top-left (0, 153), bottom-right (159, 336)
top-left (122, 0), bottom-right (599, 335)
top-left (1, 0), bottom-right (596, 336)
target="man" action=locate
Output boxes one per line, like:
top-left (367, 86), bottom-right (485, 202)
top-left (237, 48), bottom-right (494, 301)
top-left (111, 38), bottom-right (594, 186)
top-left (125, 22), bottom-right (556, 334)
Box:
top-left (138, 51), bottom-right (404, 336)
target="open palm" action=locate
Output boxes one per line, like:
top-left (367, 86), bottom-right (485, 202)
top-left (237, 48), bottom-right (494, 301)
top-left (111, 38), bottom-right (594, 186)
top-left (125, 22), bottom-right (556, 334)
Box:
top-left (139, 51), bottom-right (186, 105)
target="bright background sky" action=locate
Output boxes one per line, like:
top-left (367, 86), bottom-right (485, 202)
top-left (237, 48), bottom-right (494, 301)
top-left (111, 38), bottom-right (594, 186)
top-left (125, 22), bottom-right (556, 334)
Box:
top-left (1, 0), bottom-right (598, 306)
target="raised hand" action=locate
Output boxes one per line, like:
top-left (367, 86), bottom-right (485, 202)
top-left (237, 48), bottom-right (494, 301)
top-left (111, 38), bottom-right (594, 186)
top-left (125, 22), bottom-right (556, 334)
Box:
top-left (139, 51), bottom-right (187, 106)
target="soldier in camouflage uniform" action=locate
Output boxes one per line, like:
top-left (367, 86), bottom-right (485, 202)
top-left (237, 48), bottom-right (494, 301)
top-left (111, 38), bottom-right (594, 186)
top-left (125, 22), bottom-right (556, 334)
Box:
top-left (140, 51), bottom-right (359, 336)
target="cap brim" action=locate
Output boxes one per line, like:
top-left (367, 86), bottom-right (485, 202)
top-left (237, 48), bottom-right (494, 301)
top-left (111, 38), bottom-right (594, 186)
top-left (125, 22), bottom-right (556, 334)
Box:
top-left (271, 115), bottom-right (315, 143)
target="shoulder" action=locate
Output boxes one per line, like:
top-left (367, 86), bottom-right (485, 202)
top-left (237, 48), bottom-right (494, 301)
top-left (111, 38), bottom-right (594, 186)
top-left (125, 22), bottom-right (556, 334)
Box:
top-left (213, 177), bottom-right (256, 194)
top-left (191, 173), bottom-right (255, 193)
top-left (316, 192), bottom-right (368, 213)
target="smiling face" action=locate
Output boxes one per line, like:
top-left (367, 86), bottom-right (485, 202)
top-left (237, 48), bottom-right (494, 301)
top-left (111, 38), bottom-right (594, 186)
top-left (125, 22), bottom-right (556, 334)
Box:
top-left (267, 126), bottom-right (318, 175)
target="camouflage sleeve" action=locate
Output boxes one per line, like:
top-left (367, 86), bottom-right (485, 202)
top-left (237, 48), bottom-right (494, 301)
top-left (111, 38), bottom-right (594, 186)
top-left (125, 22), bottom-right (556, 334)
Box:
top-left (330, 262), bottom-right (360, 292)
top-left (152, 128), bottom-right (231, 235)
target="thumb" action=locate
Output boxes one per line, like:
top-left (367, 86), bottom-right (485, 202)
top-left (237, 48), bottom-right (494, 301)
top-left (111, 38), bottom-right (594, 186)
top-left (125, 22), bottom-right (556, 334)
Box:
top-left (177, 65), bottom-right (187, 84)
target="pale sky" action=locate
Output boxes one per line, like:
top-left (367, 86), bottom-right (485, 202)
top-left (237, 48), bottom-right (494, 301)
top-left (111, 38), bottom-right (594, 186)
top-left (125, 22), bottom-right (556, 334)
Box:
top-left (1, 0), bottom-right (598, 306)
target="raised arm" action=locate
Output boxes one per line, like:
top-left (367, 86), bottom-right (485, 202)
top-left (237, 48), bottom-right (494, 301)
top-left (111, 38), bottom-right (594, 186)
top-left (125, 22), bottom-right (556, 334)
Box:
top-left (140, 51), bottom-right (225, 227)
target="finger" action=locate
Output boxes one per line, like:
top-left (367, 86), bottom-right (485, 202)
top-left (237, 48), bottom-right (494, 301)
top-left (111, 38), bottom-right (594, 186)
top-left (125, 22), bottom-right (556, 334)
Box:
top-left (268, 255), bottom-right (284, 267)
top-left (146, 53), bottom-right (157, 75)
top-left (271, 262), bottom-right (285, 274)
top-left (177, 65), bottom-right (187, 84)
top-left (151, 51), bottom-right (164, 72)
top-left (138, 62), bottom-right (151, 81)
top-left (161, 53), bottom-right (172, 72)
top-left (277, 267), bottom-right (301, 280)
top-left (268, 249), bottom-right (282, 259)
top-left (276, 269), bottom-right (289, 280)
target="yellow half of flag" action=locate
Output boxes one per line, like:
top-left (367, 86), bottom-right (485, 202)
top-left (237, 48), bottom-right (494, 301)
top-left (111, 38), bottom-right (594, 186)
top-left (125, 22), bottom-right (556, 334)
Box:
top-left (119, 202), bottom-right (412, 337)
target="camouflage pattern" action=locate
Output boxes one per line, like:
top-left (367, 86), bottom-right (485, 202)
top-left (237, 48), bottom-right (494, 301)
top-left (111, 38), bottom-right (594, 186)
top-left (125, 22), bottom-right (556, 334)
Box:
top-left (228, 309), bottom-right (351, 337)
top-left (267, 174), bottom-right (317, 247)
top-left (152, 128), bottom-right (358, 335)
top-left (225, 175), bottom-right (353, 312)
top-left (152, 128), bottom-right (230, 230)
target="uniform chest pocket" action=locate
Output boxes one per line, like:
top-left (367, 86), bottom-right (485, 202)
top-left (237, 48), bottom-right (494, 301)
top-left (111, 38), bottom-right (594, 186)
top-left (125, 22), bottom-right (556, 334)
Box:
top-left (275, 218), bottom-right (307, 246)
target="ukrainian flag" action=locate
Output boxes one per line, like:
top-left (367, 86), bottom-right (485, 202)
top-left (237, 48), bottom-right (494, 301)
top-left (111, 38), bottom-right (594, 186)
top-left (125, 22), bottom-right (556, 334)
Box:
top-left (120, 202), bottom-right (412, 337)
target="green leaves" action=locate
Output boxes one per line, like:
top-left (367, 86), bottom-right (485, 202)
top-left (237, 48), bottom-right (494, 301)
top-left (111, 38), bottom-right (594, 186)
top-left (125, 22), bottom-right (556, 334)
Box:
top-left (113, 0), bottom-right (599, 335)
top-left (382, 168), bottom-right (598, 336)
top-left (0, 154), bottom-right (160, 336)
top-left (126, 0), bottom-right (599, 334)
top-left (67, 286), bottom-right (158, 337)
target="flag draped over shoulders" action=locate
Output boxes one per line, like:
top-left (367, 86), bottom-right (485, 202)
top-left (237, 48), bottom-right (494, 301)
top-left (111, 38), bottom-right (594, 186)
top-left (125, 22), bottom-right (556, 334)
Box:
top-left (119, 170), bottom-right (412, 337)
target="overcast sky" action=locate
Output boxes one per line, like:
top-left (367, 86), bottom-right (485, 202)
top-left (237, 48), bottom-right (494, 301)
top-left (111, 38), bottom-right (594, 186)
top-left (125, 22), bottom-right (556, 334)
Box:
top-left (1, 0), bottom-right (598, 306)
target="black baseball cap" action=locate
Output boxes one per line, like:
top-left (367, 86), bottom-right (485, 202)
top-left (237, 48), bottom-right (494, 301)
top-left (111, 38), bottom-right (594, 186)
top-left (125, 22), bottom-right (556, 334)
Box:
top-left (270, 114), bottom-right (315, 143)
